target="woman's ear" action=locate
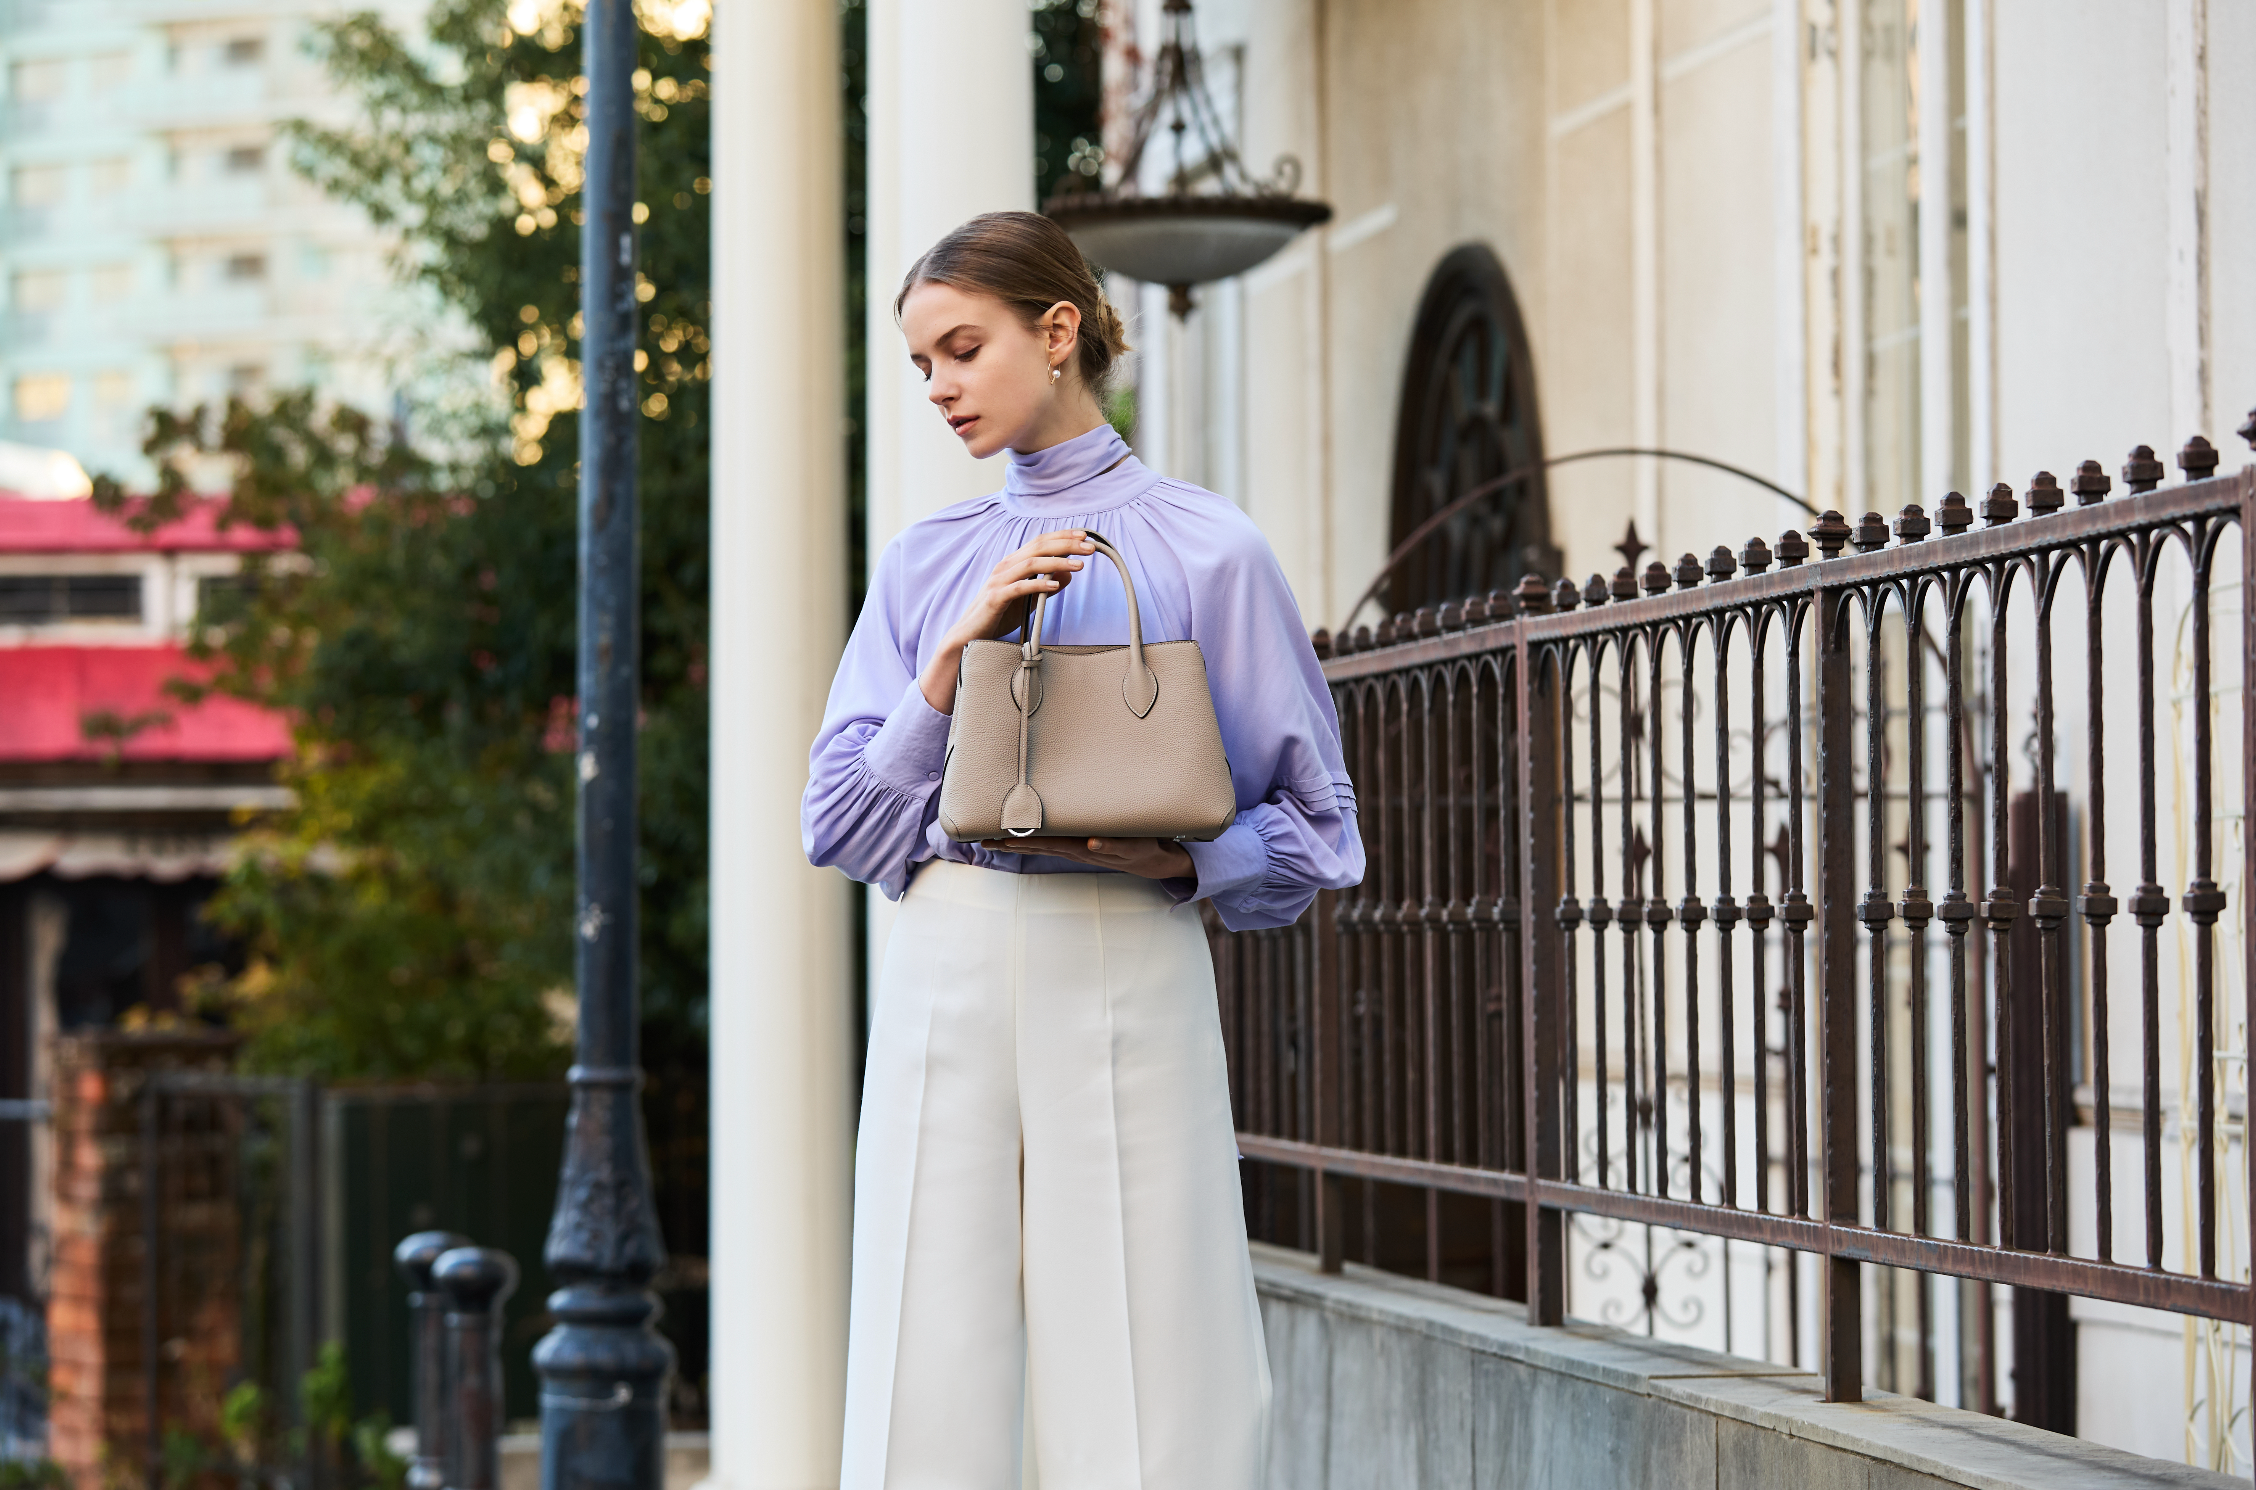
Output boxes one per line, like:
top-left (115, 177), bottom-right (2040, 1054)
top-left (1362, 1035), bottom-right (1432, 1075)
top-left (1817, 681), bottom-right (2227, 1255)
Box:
top-left (1044, 300), bottom-right (1082, 362)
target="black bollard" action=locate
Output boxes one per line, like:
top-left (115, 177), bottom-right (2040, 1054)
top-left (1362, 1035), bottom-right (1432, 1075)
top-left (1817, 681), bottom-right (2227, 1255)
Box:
top-left (434, 1246), bottom-right (519, 1490)
top-left (393, 1231), bottom-right (472, 1490)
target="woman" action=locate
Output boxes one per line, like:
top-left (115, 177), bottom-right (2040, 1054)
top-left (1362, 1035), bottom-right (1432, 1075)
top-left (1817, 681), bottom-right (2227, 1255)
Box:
top-left (803, 211), bottom-right (1362, 1489)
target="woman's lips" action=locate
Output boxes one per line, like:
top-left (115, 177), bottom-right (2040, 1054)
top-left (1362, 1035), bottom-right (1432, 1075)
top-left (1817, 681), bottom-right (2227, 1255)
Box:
top-left (949, 415), bottom-right (979, 437)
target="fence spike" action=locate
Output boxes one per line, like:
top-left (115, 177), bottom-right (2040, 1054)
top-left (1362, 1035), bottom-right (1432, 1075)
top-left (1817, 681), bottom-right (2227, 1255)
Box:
top-left (2179, 435), bottom-right (2219, 481)
top-left (2071, 461), bottom-right (2111, 504)
top-left (2122, 444), bottom-right (2164, 492)
top-left (2027, 471), bottom-right (2064, 514)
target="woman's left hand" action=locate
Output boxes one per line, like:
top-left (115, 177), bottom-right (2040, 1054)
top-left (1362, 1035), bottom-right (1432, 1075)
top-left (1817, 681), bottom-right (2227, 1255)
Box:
top-left (981, 836), bottom-right (1194, 881)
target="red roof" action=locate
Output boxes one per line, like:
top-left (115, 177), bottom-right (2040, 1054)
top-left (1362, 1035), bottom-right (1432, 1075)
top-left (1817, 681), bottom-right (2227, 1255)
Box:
top-left (0, 647), bottom-right (290, 762)
top-left (0, 495), bottom-right (294, 554)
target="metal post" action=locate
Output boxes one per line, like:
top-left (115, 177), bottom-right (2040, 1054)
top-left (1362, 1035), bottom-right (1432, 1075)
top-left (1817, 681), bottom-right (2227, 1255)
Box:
top-left (1815, 585), bottom-right (1862, 1402)
top-left (1517, 621), bottom-right (1565, 1325)
top-left (394, 1231), bottom-right (471, 1490)
top-left (436, 1247), bottom-right (520, 1490)
top-left (139, 1079), bottom-right (160, 1490)
top-left (533, 1), bottom-right (674, 1485)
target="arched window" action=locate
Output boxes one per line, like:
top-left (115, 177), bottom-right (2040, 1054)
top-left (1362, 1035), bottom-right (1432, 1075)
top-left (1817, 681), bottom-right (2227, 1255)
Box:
top-left (1388, 245), bottom-right (1555, 615)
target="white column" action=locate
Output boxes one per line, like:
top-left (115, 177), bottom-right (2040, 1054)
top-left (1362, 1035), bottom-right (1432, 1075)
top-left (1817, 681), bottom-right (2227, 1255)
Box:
top-left (864, 0), bottom-right (1036, 555)
top-left (2164, 0), bottom-right (2211, 444)
top-left (861, 0), bottom-right (1033, 975)
top-left (1917, 0), bottom-right (1957, 502)
top-left (1628, 0), bottom-right (1661, 550)
top-left (708, 0), bottom-right (852, 1485)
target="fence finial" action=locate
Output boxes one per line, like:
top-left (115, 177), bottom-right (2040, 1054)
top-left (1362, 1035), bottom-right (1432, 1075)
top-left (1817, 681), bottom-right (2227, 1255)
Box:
top-left (1979, 483), bottom-right (2018, 526)
top-left (1310, 628), bottom-right (1333, 659)
top-left (1706, 545), bottom-right (1737, 581)
top-left (1673, 553), bottom-right (1703, 589)
top-left (1935, 491), bottom-right (1972, 534)
top-left (1852, 513), bottom-right (1888, 552)
top-left (2071, 461), bottom-right (2110, 505)
top-left (2178, 435), bottom-right (2219, 481)
top-left (1553, 577), bottom-right (1582, 611)
top-left (2239, 407), bottom-right (2255, 450)
top-left (1893, 505), bottom-right (1930, 543)
top-left (1640, 560), bottom-right (1671, 595)
top-left (1775, 529), bottom-right (1810, 566)
top-left (1740, 536), bottom-right (1773, 573)
top-left (2121, 444), bottom-right (2164, 492)
top-left (1515, 573), bottom-right (1554, 614)
top-left (1810, 510), bottom-right (1851, 557)
top-left (2026, 471), bottom-right (2063, 514)
top-left (1610, 566), bottom-right (1638, 601)
top-left (1583, 573), bottom-right (1611, 607)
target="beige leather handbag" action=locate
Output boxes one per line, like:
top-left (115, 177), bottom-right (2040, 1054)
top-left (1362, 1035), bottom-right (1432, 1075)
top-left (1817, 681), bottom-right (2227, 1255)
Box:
top-left (938, 533), bottom-right (1237, 843)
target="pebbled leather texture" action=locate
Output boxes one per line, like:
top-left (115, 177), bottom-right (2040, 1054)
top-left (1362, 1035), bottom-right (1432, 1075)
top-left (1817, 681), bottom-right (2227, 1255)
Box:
top-left (938, 535), bottom-right (1238, 843)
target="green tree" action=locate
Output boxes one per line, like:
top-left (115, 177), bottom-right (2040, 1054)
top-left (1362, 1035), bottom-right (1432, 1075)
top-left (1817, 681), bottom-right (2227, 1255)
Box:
top-left (98, 0), bottom-right (712, 1092)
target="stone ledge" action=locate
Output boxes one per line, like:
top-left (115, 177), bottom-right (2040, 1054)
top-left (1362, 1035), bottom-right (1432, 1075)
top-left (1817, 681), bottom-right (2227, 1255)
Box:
top-left (1251, 1243), bottom-right (2234, 1490)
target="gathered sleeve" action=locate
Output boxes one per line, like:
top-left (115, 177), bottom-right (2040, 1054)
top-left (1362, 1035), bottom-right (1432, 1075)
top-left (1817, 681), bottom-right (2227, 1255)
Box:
top-left (1173, 510), bottom-right (1365, 930)
top-left (801, 539), bottom-right (953, 899)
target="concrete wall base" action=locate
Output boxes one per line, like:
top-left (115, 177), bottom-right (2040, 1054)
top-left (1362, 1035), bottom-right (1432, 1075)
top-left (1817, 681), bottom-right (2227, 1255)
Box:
top-left (1252, 1244), bottom-right (2236, 1489)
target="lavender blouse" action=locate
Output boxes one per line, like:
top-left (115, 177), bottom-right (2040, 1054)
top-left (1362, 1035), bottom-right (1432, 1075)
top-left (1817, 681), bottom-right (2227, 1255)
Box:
top-left (801, 423), bottom-right (1363, 930)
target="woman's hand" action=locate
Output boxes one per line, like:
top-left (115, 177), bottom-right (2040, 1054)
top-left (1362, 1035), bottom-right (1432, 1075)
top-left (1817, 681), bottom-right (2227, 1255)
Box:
top-left (918, 529), bottom-right (1097, 714)
top-left (980, 836), bottom-right (1194, 881)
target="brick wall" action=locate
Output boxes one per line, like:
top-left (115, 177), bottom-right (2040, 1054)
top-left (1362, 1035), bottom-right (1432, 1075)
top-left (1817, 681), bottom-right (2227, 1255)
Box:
top-left (46, 1031), bottom-right (243, 1490)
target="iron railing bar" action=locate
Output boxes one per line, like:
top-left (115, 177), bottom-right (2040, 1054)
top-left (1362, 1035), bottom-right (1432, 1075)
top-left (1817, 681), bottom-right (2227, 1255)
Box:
top-left (1234, 1139), bottom-right (2251, 1325)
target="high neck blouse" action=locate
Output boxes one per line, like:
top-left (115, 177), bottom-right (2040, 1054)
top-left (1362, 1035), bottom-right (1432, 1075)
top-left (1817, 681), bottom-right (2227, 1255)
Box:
top-left (802, 423), bottom-right (1362, 930)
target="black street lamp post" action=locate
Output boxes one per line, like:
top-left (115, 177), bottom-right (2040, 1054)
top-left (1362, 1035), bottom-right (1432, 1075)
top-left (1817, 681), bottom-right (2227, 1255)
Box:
top-left (533, 0), bottom-right (674, 1483)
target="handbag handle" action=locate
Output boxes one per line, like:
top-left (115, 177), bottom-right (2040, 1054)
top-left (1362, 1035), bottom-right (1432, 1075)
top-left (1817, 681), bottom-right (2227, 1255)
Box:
top-left (1020, 531), bottom-right (1159, 718)
top-left (996, 531), bottom-right (1158, 837)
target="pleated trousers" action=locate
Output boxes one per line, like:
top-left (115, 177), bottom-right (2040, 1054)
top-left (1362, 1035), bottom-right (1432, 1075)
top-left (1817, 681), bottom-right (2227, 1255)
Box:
top-left (840, 860), bottom-right (1269, 1490)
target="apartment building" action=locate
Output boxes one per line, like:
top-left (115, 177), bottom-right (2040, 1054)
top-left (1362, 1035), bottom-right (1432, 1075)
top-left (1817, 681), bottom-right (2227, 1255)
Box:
top-left (0, 0), bottom-right (432, 488)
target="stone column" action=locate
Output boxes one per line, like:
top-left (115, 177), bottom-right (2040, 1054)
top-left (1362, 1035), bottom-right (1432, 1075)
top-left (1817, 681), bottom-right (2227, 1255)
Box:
top-left (706, 0), bottom-right (852, 1485)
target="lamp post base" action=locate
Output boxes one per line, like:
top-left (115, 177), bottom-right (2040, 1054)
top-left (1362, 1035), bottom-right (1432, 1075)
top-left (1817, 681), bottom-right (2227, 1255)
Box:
top-left (533, 1283), bottom-right (675, 1490)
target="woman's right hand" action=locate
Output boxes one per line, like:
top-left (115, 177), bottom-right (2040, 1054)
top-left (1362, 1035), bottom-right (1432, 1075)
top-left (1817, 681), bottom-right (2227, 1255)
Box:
top-left (918, 529), bottom-right (1097, 714)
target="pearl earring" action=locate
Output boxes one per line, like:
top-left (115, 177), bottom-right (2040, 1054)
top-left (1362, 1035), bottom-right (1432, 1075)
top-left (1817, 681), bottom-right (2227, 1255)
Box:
top-left (1050, 364), bottom-right (1062, 382)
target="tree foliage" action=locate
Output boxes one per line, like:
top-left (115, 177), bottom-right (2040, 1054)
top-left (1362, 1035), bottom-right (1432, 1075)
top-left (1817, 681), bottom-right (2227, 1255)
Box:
top-left (97, 0), bottom-right (712, 1081)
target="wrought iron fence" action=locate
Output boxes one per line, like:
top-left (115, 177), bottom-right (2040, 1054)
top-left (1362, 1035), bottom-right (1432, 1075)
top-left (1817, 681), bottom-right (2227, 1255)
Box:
top-left (1213, 428), bottom-right (2256, 1430)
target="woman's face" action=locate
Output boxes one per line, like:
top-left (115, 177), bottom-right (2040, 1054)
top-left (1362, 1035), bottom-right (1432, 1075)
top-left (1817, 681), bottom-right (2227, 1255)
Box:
top-left (900, 281), bottom-right (1080, 460)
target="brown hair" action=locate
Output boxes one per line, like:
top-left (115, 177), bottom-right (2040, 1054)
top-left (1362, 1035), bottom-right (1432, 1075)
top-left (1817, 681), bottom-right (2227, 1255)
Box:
top-left (895, 210), bottom-right (1132, 394)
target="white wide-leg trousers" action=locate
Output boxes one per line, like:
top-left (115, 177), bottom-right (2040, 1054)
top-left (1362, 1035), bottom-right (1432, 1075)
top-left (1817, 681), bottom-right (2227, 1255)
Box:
top-left (840, 861), bottom-right (1269, 1490)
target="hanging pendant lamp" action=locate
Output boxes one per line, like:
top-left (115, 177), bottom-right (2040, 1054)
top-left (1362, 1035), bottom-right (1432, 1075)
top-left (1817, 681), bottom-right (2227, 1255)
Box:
top-left (1044, 0), bottom-right (1331, 316)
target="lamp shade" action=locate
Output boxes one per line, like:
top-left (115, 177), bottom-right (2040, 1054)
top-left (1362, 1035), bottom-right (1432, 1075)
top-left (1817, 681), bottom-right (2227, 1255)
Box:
top-left (1046, 194), bottom-right (1334, 288)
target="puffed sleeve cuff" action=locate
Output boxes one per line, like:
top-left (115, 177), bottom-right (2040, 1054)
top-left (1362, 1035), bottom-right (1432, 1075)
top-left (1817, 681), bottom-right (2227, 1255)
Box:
top-left (861, 679), bottom-right (954, 795)
top-left (1183, 820), bottom-right (1268, 906)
